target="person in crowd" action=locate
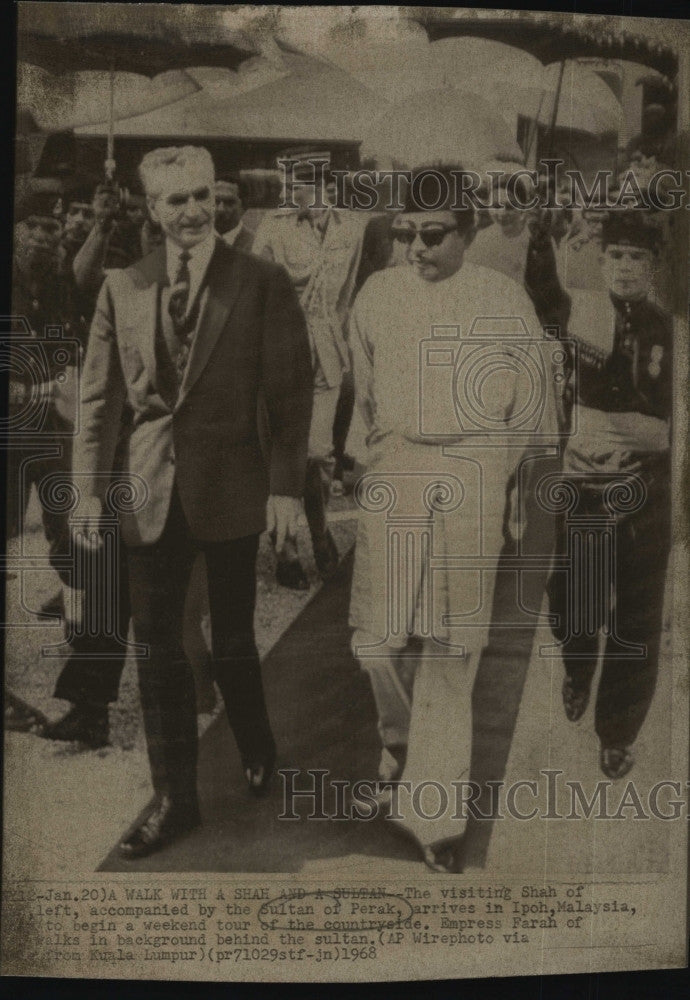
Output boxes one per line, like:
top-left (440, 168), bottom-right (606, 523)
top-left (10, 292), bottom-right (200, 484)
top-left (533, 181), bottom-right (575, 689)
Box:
top-left (6, 185), bottom-right (68, 732)
top-left (465, 162), bottom-right (534, 286)
top-left (60, 175), bottom-right (98, 269)
top-left (547, 210), bottom-right (672, 780)
top-left (555, 207), bottom-right (609, 291)
top-left (215, 173), bottom-right (254, 252)
top-left (73, 145), bottom-right (312, 858)
top-left (331, 191), bottom-right (398, 497)
top-left (7, 183), bottom-right (134, 747)
top-left (348, 164), bottom-right (558, 872)
top-left (253, 151), bottom-right (367, 590)
top-left (71, 181), bottom-right (146, 295)
top-left (467, 166), bottom-right (570, 330)
top-left (140, 215), bottom-right (165, 257)
top-left (9, 186), bottom-right (79, 564)
top-left (105, 189), bottom-right (151, 269)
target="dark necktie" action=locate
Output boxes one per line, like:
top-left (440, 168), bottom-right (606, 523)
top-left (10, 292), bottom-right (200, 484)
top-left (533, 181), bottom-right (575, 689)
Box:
top-left (169, 250), bottom-right (191, 331)
top-left (168, 251), bottom-right (194, 383)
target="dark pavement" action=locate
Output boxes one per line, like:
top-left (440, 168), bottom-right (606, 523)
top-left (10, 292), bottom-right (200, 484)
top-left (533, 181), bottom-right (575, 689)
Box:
top-left (99, 532), bottom-right (548, 873)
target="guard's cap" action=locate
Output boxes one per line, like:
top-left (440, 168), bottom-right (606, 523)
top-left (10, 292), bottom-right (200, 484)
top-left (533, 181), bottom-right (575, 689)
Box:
top-left (14, 181), bottom-right (63, 223)
top-left (601, 210), bottom-right (662, 253)
top-left (276, 147), bottom-right (331, 180)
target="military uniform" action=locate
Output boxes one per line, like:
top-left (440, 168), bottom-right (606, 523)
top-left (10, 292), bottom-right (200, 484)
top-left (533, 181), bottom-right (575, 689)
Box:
top-left (253, 183), bottom-right (366, 581)
top-left (547, 214), bottom-right (672, 773)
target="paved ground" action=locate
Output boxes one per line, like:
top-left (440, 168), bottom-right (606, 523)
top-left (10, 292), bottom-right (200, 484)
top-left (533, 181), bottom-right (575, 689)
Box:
top-left (3, 484), bottom-right (678, 878)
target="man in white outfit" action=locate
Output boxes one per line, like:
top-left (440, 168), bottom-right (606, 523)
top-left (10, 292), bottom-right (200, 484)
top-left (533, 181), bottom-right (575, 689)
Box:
top-left (348, 164), bottom-right (559, 871)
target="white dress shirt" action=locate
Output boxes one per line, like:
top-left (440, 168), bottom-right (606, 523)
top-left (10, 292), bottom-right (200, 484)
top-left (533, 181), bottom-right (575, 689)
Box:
top-left (222, 222), bottom-right (244, 247)
top-left (165, 233), bottom-right (215, 314)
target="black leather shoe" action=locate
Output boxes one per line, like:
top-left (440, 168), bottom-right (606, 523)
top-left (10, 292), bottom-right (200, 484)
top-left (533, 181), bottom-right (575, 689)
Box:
top-left (423, 837), bottom-right (465, 874)
top-left (244, 756), bottom-right (275, 797)
top-left (276, 558), bottom-right (310, 591)
top-left (313, 529), bottom-right (340, 581)
top-left (562, 677), bottom-right (590, 722)
top-left (38, 590), bottom-right (64, 619)
top-left (119, 795), bottom-right (201, 860)
top-left (41, 703), bottom-right (109, 749)
top-left (600, 746), bottom-right (635, 780)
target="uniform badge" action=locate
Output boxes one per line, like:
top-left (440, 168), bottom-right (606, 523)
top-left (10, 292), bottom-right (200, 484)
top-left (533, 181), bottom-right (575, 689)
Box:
top-left (648, 345), bottom-right (663, 379)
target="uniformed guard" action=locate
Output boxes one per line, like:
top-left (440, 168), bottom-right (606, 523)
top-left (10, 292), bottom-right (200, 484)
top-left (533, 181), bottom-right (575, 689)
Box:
top-left (547, 209), bottom-right (672, 779)
top-left (253, 150), bottom-right (367, 589)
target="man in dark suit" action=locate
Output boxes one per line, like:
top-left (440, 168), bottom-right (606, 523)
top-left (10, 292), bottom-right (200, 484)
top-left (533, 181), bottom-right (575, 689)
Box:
top-left (73, 146), bottom-right (313, 858)
top-left (215, 174), bottom-right (254, 253)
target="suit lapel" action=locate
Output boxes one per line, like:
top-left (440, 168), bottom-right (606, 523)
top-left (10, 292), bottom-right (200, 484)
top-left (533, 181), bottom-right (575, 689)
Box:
top-left (176, 240), bottom-right (243, 408)
top-left (130, 246), bottom-right (167, 396)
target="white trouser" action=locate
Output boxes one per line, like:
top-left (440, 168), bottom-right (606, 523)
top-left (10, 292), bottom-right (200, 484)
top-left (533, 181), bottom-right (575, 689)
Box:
top-left (354, 630), bottom-right (477, 846)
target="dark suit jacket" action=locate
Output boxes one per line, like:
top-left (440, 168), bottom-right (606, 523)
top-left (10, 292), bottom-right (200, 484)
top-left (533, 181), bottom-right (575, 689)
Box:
top-left (231, 223), bottom-right (255, 254)
top-left (74, 238), bottom-right (313, 546)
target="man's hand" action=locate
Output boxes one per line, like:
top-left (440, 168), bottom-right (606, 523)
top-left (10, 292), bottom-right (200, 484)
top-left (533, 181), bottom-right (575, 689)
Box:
top-left (62, 584), bottom-right (85, 632)
top-left (71, 495), bottom-right (103, 551)
top-left (266, 495), bottom-right (303, 551)
top-left (92, 184), bottom-right (119, 234)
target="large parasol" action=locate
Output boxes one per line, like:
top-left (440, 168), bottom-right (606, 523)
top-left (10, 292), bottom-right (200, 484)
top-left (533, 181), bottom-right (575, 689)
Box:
top-left (17, 64), bottom-right (201, 134)
top-left (409, 9), bottom-right (678, 78)
top-left (17, 3), bottom-right (259, 178)
top-left (361, 87), bottom-right (523, 171)
top-left (427, 39), bottom-right (623, 138)
top-left (407, 9), bottom-right (677, 160)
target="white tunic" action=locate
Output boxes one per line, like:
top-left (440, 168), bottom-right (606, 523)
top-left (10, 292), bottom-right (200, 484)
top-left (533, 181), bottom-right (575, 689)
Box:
top-left (348, 262), bottom-right (559, 655)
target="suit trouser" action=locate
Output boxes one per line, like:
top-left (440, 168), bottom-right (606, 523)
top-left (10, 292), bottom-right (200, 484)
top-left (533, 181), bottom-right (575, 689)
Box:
top-left (126, 484), bottom-right (274, 803)
top-left (547, 480), bottom-right (671, 748)
top-left (332, 369), bottom-right (355, 475)
top-left (53, 541), bottom-right (131, 708)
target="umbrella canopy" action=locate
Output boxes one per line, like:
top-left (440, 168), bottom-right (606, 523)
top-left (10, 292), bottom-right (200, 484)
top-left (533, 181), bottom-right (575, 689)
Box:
top-left (539, 61), bottom-right (622, 133)
top-left (17, 64), bottom-right (200, 132)
top-left (75, 50), bottom-right (380, 144)
top-left (321, 36), bottom-right (434, 102)
top-left (17, 3), bottom-right (258, 76)
top-left (412, 10), bottom-right (678, 79)
top-left (360, 87), bottom-right (523, 171)
top-left (427, 39), bottom-right (622, 135)
top-left (17, 3), bottom-right (259, 178)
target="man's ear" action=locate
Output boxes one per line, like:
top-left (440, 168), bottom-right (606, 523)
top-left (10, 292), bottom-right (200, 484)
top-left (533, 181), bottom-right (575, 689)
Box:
top-left (146, 196), bottom-right (159, 226)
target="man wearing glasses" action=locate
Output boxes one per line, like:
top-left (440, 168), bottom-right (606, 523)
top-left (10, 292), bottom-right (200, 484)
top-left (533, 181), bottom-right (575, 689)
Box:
top-left (348, 164), bottom-right (558, 872)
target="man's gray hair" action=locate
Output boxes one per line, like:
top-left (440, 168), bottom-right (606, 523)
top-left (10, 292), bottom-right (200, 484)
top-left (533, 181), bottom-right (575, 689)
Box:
top-left (139, 146), bottom-right (215, 199)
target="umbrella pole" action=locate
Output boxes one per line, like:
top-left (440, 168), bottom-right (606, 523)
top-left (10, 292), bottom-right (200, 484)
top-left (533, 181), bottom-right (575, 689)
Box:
top-left (547, 59), bottom-right (566, 160)
top-left (105, 65), bottom-right (116, 180)
top-left (525, 89), bottom-right (546, 168)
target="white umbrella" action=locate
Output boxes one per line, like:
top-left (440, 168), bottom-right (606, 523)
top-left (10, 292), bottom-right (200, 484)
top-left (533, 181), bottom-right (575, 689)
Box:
top-left (76, 50), bottom-right (379, 143)
top-left (361, 87), bottom-right (523, 171)
top-left (537, 60), bottom-right (624, 134)
top-left (426, 40), bottom-right (623, 135)
top-left (18, 64), bottom-right (201, 133)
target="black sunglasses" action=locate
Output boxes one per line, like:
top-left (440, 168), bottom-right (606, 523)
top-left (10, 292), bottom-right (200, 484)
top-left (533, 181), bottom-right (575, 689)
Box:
top-left (391, 224), bottom-right (460, 248)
